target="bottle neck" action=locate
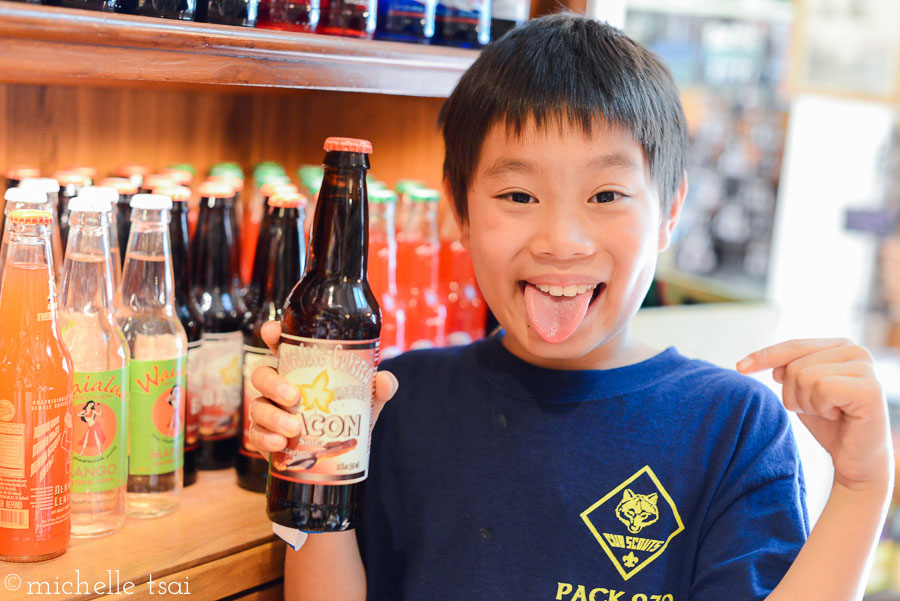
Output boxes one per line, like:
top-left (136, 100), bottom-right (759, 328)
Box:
top-left (0, 222), bottom-right (60, 334)
top-left (307, 157), bottom-right (369, 280)
top-left (406, 201), bottom-right (439, 242)
top-left (60, 212), bottom-right (116, 318)
top-left (168, 203), bottom-right (193, 304)
top-left (260, 207), bottom-right (306, 308)
top-left (120, 210), bottom-right (176, 312)
top-left (193, 196), bottom-right (240, 290)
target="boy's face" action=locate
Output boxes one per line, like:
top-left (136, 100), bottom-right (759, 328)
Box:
top-left (457, 119), bottom-right (683, 370)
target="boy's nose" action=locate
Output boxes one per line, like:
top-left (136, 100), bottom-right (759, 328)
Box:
top-left (529, 209), bottom-right (596, 260)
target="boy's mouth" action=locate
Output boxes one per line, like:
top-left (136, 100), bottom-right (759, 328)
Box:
top-left (519, 280), bottom-right (606, 344)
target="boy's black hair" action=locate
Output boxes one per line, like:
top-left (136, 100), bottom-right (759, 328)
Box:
top-left (439, 13), bottom-right (688, 221)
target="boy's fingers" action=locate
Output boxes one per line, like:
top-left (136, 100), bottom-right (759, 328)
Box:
top-left (251, 365), bottom-right (300, 408)
top-left (736, 338), bottom-right (851, 373)
top-left (261, 320), bottom-right (282, 355)
top-left (250, 396), bottom-right (301, 438)
top-left (247, 420), bottom-right (288, 454)
top-left (372, 371), bottom-right (399, 425)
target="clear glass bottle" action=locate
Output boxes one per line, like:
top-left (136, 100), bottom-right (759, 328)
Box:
top-left (78, 186), bottom-right (124, 291)
top-left (60, 196), bottom-right (130, 538)
top-left (0, 210), bottom-right (73, 562)
top-left (116, 194), bottom-right (187, 518)
top-left (1, 187), bottom-right (48, 286)
top-left (368, 188), bottom-right (406, 358)
top-left (18, 178), bottom-right (64, 281)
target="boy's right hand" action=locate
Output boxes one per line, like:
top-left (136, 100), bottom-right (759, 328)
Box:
top-left (248, 320), bottom-right (399, 454)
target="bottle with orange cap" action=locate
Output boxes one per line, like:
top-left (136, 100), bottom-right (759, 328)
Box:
top-left (242, 178), bottom-right (297, 295)
top-left (0, 209), bottom-right (74, 561)
top-left (238, 189), bottom-right (306, 492)
top-left (4, 165), bottom-right (40, 191)
top-left (192, 181), bottom-right (246, 470)
top-left (267, 137), bottom-right (381, 532)
top-left (115, 164), bottom-right (150, 191)
top-left (160, 185), bottom-right (204, 487)
top-left (54, 171), bottom-right (92, 252)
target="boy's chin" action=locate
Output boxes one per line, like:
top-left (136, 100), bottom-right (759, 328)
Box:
top-left (505, 324), bottom-right (602, 363)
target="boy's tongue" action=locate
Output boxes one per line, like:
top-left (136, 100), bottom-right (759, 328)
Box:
top-left (523, 283), bottom-right (593, 344)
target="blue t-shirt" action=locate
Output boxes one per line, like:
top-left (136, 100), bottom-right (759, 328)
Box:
top-left (359, 335), bottom-right (809, 601)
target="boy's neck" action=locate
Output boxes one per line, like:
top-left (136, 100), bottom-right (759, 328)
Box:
top-left (499, 327), bottom-right (661, 371)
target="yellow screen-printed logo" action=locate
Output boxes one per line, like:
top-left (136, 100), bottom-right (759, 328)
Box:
top-left (581, 465), bottom-right (684, 581)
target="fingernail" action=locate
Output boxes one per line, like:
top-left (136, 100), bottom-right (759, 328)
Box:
top-left (387, 372), bottom-right (399, 396)
top-left (280, 415), bottom-right (299, 435)
top-left (278, 384), bottom-right (299, 404)
top-left (736, 358), bottom-right (751, 371)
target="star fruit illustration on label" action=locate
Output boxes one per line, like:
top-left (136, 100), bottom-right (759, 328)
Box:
top-left (581, 465), bottom-right (684, 581)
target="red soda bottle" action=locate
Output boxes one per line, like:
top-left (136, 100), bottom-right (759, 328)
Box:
top-left (368, 188), bottom-right (405, 358)
top-left (398, 188), bottom-right (446, 349)
top-left (318, 0), bottom-right (376, 38)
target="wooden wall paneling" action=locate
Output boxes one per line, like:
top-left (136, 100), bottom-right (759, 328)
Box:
top-left (0, 84), bottom-right (448, 189)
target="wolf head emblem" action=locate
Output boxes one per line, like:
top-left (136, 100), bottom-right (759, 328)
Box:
top-left (615, 489), bottom-right (659, 534)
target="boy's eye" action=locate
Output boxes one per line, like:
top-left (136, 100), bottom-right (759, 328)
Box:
top-left (502, 192), bottom-right (536, 204)
top-left (590, 191), bottom-right (621, 204)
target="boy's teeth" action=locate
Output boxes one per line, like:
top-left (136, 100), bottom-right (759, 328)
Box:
top-left (534, 283), bottom-right (595, 297)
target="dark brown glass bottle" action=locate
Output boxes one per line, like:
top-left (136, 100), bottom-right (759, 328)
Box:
top-left (192, 181), bottom-right (246, 470)
top-left (166, 186), bottom-right (204, 486)
top-left (267, 138), bottom-right (380, 532)
top-left (238, 192), bottom-right (306, 492)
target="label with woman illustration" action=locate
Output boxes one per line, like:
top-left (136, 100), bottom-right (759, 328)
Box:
top-left (72, 367), bottom-right (129, 493)
top-left (129, 357), bottom-right (186, 475)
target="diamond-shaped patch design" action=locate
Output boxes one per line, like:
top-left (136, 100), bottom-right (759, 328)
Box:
top-left (581, 465), bottom-right (684, 581)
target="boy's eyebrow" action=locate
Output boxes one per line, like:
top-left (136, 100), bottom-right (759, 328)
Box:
top-left (482, 153), bottom-right (639, 179)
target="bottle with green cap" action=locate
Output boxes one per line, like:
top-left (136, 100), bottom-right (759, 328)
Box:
top-left (394, 178), bottom-right (426, 233)
top-left (398, 187), bottom-right (446, 349)
top-left (368, 188), bottom-right (406, 358)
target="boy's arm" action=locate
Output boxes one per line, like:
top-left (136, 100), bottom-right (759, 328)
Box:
top-left (248, 321), bottom-right (399, 601)
top-left (737, 339), bottom-right (894, 601)
top-left (283, 532), bottom-right (366, 601)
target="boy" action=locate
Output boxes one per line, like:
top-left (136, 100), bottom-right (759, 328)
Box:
top-left (250, 14), bottom-right (892, 601)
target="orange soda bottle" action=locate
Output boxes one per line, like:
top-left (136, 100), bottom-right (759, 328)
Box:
top-left (0, 209), bottom-right (74, 562)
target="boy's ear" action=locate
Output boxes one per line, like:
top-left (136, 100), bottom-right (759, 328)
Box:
top-left (658, 172), bottom-right (687, 252)
top-left (443, 179), bottom-right (471, 250)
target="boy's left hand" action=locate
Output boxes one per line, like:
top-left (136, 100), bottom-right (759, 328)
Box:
top-left (737, 338), bottom-right (892, 492)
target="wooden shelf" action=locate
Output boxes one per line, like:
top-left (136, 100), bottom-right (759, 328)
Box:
top-left (0, 2), bottom-right (479, 97)
top-left (2, 469), bottom-right (286, 601)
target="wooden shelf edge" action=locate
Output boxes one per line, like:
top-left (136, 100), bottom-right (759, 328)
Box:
top-left (0, 2), bottom-right (479, 96)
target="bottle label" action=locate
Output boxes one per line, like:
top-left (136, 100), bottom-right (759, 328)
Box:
top-left (185, 339), bottom-right (203, 452)
top-left (129, 358), bottom-right (186, 476)
top-left (0, 391), bottom-right (72, 534)
top-left (200, 331), bottom-right (243, 441)
top-left (272, 335), bottom-right (379, 485)
top-left (72, 367), bottom-right (128, 494)
top-left (241, 345), bottom-right (277, 459)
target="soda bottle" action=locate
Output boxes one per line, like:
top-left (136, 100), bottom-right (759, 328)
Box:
top-left (368, 188), bottom-right (406, 358)
top-left (318, 0), bottom-right (376, 38)
top-left (398, 187), bottom-right (446, 349)
top-left (242, 176), bottom-right (294, 291)
top-left (257, 0), bottom-right (319, 31)
top-left (0, 209), bottom-right (74, 562)
top-left (100, 178), bottom-right (139, 272)
top-left (159, 184), bottom-right (203, 487)
top-left (0, 189), bottom-right (62, 290)
top-left (238, 191), bottom-right (306, 493)
top-left (244, 184), bottom-right (301, 314)
top-left (76, 186), bottom-right (124, 291)
top-left (19, 178), bottom-right (65, 281)
top-left (207, 175), bottom-right (245, 277)
top-left (53, 171), bottom-right (91, 252)
top-left (60, 195), bottom-right (130, 538)
top-left (115, 164), bottom-right (150, 190)
top-left (4, 165), bottom-right (40, 191)
top-left (65, 167), bottom-right (97, 186)
top-left (192, 181), bottom-right (245, 470)
top-left (440, 237), bottom-right (486, 345)
top-left (140, 174), bottom-right (176, 195)
top-left (116, 194), bottom-right (187, 518)
top-left (267, 137), bottom-right (380, 533)
top-left (432, 0), bottom-right (490, 47)
top-left (374, 0), bottom-right (436, 42)
top-left (204, 0), bottom-right (259, 26)
top-left (393, 178), bottom-right (425, 235)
